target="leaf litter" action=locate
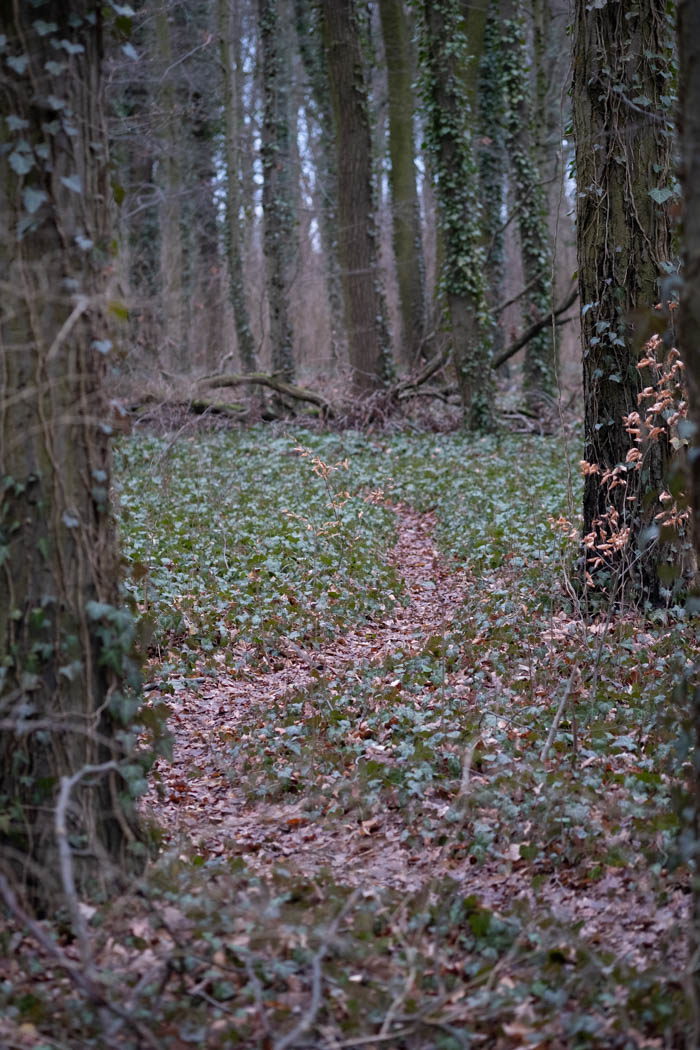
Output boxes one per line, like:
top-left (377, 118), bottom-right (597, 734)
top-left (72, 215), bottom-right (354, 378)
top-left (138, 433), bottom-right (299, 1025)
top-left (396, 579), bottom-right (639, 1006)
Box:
top-left (1, 429), bottom-right (695, 1048)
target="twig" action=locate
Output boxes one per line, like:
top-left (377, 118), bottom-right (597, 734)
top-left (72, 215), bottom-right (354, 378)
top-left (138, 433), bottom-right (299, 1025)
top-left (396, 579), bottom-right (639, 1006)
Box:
top-left (56, 761), bottom-right (119, 970)
top-left (274, 888), bottom-right (361, 1050)
top-left (0, 872), bottom-right (162, 1050)
top-left (541, 667), bottom-right (579, 763)
top-left (46, 294), bottom-right (89, 361)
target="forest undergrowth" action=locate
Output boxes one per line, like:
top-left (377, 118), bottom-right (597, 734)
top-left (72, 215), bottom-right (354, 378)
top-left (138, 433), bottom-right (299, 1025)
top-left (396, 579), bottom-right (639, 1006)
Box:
top-left (1, 426), bottom-right (695, 1049)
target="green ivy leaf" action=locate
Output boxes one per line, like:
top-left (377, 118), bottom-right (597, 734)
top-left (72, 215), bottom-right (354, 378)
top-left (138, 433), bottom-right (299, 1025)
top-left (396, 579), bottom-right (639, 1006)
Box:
top-left (9, 150), bottom-right (33, 175)
top-left (60, 174), bottom-right (82, 193)
top-left (649, 187), bottom-right (673, 204)
top-left (7, 54), bottom-right (29, 74)
top-left (23, 187), bottom-right (47, 214)
top-left (34, 20), bottom-right (58, 36)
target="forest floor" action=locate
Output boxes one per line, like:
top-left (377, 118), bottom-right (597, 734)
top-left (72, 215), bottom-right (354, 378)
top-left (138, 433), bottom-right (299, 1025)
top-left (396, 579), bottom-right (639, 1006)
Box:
top-left (1, 426), bottom-right (696, 1049)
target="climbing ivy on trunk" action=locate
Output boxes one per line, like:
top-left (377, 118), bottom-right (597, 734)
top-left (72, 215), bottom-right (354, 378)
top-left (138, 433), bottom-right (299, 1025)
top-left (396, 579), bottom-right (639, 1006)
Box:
top-left (501, 0), bottom-right (556, 407)
top-left (573, 0), bottom-right (677, 603)
top-left (0, 1), bottom-right (151, 906)
top-left (416, 0), bottom-right (494, 430)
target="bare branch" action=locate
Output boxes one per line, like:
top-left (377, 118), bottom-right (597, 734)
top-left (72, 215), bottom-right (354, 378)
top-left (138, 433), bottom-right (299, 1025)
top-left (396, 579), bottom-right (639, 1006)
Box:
top-left (491, 285), bottom-right (579, 370)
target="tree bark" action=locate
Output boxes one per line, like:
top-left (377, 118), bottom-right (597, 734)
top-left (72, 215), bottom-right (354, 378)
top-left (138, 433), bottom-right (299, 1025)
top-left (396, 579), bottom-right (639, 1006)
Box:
top-left (320, 0), bottom-right (393, 396)
top-left (417, 0), bottom-right (494, 429)
top-left (478, 7), bottom-right (506, 360)
top-left (378, 0), bottom-right (427, 369)
top-left (219, 0), bottom-right (258, 373)
top-left (259, 0), bottom-right (297, 382)
top-left (573, 0), bottom-right (675, 602)
top-left (293, 0), bottom-right (347, 369)
top-left (501, 0), bottom-right (555, 406)
top-left (155, 5), bottom-right (187, 370)
top-left (678, 2), bottom-right (700, 1037)
top-left (0, 3), bottom-right (145, 905)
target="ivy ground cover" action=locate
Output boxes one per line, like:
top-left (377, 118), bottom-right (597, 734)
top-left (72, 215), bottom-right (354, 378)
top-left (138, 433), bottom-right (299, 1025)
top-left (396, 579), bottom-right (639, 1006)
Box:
top-left (1, 427), bottom-right (694, 1049)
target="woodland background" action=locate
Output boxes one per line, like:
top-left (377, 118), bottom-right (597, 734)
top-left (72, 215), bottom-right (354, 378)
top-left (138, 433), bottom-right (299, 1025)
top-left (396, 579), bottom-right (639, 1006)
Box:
top-left (2, 1), bottom-right (700, 1049)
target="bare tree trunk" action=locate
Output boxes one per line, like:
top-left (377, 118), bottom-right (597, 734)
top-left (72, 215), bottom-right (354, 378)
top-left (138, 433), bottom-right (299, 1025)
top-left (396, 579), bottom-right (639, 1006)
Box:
top-left (320, 0), bottom-right (393, 396)
top-left (294, 0), bottom-right (347, 370)
top-left (378, 0), bottom-right (426, 369)
top-left (259, 0), bottom-right (297, 381)
top-left (0, 2), bottom-right (144, 906)
top-left (155, 4), bottom-right (186, 370)
top-left (219, 0), bottom-right (258, 372)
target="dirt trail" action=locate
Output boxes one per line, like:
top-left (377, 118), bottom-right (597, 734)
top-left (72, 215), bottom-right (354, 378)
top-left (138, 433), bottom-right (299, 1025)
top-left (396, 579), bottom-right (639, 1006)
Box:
top-left (143, 508), bottom-right (687, 967)
top-left (144, 506), bottom-right (473, 888)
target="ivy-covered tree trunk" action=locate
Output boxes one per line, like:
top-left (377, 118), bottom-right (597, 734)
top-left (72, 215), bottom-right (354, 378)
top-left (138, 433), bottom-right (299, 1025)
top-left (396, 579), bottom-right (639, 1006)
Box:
top-left (501, 0), bottom-right (555, 407)
top-left (0, 3), bottom-right (145, 905)
top-left (378, 0), bottom-right (427, 369)
top-left (259, 0), bottom-right (297, 382)
top-left (678, 2), bottom-right (700, 1034)
top-left (477, 6), bottom-right (506, 358)
top-left (417, 0), bottom-right (494, 429)
top-left (320, 0), bottom-right (392, 396)
top-left (219, 0), bottom-right (257, 373)
top-left (573, 0), bottom-right (675, 602)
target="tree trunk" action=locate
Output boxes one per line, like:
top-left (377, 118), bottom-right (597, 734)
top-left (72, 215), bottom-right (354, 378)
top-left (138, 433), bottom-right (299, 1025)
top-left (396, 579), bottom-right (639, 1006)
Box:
top-left (501, 0), bottom-right (555, 407)
top-left (417, 0), bottom-right (494, 429)
top-left (294, 0), bottom-right (347, 370)
top-left (155, 5), bottom-right (187, 371)
top-left (219, 0), bottom-right (258, 373)
top-left (259, 0), bottom-right (297, 382)
top-left (378, 0), bottom-right (427, 369)
top-left (320, 0), bottom-right (393, 396)
top-left (678, 2), bottom-right (700, 1036)
top-left (0, 3), bottom-right (144, 905)
top-left (573, 0), bottom-right (675, 603)
top-left (477, 5), bottom-right (506, 359)
top-left (190, 91), bottom-right (224, 373)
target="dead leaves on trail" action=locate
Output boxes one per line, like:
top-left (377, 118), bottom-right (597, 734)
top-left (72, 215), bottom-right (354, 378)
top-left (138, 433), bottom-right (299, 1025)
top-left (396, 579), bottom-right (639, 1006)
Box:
top-left (142, 503), bottom-right (689, 986)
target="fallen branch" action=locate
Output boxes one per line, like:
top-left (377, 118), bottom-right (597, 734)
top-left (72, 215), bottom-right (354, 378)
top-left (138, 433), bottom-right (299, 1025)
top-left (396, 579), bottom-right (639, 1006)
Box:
top-left (199, 372), bottom-right (332, 416)
top-left (395, 347), bottom-right (450, 395)
top-left (491, 285), bottom-right (579, 370)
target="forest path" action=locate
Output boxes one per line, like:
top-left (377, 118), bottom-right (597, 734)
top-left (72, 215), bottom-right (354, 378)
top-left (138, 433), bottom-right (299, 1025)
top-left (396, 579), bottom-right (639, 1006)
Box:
top-left (143, 506), bottom-right (684, 970)
top-left (144, 505), bottom-right (476, 892)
